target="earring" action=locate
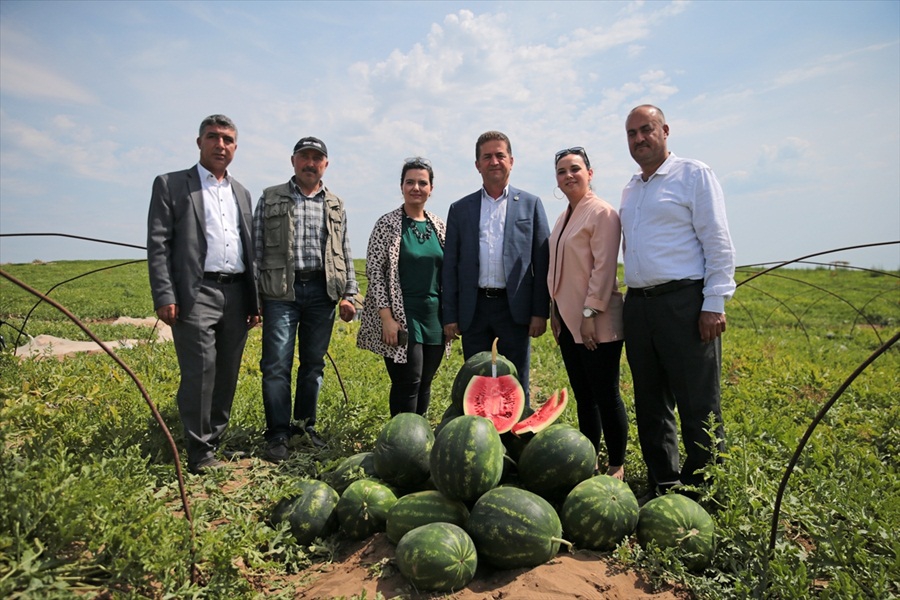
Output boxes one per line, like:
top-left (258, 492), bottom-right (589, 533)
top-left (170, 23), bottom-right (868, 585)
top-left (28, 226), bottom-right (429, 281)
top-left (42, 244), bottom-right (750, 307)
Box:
top-left (553, 186), bottom-right (564, 200)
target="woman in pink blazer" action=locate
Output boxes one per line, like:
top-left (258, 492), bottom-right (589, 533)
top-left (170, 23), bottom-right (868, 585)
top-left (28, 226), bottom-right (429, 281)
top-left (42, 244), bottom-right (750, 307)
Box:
top-left (548, 147), bottom-right (627, 479)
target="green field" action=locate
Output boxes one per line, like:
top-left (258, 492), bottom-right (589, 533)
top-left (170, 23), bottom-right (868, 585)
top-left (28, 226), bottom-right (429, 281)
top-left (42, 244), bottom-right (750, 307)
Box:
top-left (0, 260), bottom-right (897, 598)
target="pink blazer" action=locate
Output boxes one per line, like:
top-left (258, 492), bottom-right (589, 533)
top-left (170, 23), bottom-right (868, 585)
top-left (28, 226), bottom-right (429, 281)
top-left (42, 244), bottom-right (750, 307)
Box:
top-left (548, 192), bottom-right (624, 344)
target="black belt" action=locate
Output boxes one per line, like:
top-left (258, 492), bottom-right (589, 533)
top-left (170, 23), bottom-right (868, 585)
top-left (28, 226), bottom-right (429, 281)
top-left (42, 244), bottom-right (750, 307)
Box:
top-left (627, 279), bottom-right (701, 298)
top-left (295, 270), bottom-right (324, 282)
top-left (203, 272), bottom-right (245, 284)
top-left (479, 287), bottom-right (507, 298)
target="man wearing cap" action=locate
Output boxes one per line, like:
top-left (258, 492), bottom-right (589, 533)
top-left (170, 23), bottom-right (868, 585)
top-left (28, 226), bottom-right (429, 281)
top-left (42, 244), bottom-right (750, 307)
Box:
top-left (254, 136), bottom-right (358, 462)
top-left (147, 114), bottom-right (260, 474)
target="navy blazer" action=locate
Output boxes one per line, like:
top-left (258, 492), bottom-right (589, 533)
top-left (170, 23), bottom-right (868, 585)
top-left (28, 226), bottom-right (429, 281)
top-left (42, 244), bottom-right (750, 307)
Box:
top-left (442, 186), bottom-right (550, 331)
top-left (147, 165), bottom-right (259, 318)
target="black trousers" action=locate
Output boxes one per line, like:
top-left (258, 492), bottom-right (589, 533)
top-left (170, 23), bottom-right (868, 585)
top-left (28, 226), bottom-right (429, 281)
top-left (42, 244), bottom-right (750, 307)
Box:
top-left (623, 282), bottom-right (725, 487)
top-left (384, 342), bottom-right (444, 417)
top-left (557, 320), bottom-right (627, 466)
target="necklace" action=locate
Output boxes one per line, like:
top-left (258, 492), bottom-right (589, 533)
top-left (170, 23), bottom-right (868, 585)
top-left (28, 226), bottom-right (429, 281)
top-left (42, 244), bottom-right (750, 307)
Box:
top-left (406, 215), bottom-right (434, 243)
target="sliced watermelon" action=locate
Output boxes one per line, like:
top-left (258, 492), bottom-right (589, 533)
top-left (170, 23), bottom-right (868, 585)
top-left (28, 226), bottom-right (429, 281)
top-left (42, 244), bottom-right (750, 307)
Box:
top-left (463, 374), bottom-right (525, 433)
top-left (511, 388), bottom-right (568, 435)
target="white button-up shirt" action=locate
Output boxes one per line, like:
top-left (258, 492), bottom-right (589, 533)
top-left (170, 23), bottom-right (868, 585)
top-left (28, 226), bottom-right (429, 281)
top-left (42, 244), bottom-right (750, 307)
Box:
top-left (619, 153), bottom-right (735, 313)
top-left (478, 186), bottom-right (508, 289)
top-left (198, 163), bottom-right (245, 275)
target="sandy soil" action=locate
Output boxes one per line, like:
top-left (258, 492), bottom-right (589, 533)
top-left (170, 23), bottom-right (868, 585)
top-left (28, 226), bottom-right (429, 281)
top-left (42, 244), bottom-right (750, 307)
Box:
top-left (284, 532), bottom-right (686, 600)
top-left (14, 316), bottom-right (170, 359)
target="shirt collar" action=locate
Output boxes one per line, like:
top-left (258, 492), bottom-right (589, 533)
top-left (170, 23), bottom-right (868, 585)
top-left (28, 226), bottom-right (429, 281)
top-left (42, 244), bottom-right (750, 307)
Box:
top-left (481, 185), bottom-right (509, 202)
top-left (291, 177), bottom-right (325, 198)
top-left (631, 152), bottom-right (677, 183)
top-left (196, 162), bottom-right (231, 184)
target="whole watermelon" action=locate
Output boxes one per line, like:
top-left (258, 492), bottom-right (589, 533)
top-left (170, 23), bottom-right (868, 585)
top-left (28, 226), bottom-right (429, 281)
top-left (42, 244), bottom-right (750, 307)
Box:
top-left (268, 479), bottom-right (339, 545)
top-left (324, 452), bottom-right (377, 495)
top-left (336, 479), bottom-right (398, 540)
top-left (395, 523), bottom-right (477, 592)
top-left (386, 490), bottom-right (470, 545)
top-left (561, 475), bottom-right (639, 550)
top-left (450, 350), bottom-right (518, 410)
top-left (517, 424), bottom-right (596, 502)
top-left (466, 486), bottom-right (571, 570)
top-left (374, 413), bottom-right (434, 489)
top-left (637, 493), bottom-right (716, 571)
top-left (430, 415), bottom-right (504, 502)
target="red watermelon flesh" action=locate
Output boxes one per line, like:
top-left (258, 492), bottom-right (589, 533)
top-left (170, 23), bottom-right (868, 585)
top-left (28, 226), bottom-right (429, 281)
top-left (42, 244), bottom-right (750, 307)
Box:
top-left (511, 388), bottom-right (568, 435)
top-left (463, 374), bottom-right (525, 434)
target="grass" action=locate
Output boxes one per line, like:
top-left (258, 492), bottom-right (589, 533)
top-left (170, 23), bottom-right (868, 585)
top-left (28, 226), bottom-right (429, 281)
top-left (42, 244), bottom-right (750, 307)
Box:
top-left (0, 259), bottom-right (897, 598)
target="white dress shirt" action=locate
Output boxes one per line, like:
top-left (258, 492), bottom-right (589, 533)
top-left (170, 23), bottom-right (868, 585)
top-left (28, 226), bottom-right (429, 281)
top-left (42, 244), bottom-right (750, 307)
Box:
top-left (478, 185), bottom-right (508, 289)
top-left (198, 163), bottom-right (246, 274)
top-left (619, 153), bottom-right (735, 313)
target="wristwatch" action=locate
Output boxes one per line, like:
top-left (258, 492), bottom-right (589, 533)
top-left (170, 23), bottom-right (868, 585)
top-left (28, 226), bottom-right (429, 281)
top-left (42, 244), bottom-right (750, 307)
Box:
top-left (582, 307), bottom-right (598, 318)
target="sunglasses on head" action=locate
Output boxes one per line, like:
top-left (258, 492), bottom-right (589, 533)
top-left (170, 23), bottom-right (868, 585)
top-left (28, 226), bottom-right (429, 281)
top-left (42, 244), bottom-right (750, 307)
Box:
top-left (554, 146), bottom-right (591, 169)
top-left (404, 156), bottom-right (432, 168)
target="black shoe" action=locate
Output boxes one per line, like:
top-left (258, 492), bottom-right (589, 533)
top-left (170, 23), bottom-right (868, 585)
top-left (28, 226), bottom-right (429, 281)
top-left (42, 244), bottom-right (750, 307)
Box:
top-left (265, 438), bottom-right (290, 463)
top-left (304, 427), bottom-right (327, 449)
top-left (637, 487), bottom-right (660, 507)
top-left (189, 456), bottom-right (226, 475)
top-left (221, 447), bottom-right (250, 460)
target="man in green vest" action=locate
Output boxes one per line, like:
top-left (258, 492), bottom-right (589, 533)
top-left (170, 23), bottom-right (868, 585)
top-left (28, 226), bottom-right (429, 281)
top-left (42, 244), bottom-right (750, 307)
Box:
top-left (253, 136), bottom-right (358, 462)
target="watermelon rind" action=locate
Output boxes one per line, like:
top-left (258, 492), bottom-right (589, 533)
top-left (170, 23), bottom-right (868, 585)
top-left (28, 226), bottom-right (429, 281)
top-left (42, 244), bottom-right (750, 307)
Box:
top-left (373, 413), bottom-right (434, 489)
top-left (324, 452), bottom-right (377, 495)
top-left (269, 479), bottom-right (340, 545)
top-left (430, 415), bottom-right (504, 502)
top-left (450, 350), bottom-right (518, 410)
top-left (395, 522), bottom-right (478, 592)
top-left (637, 493), bottom-right (716, 571)
top-left (386, 490), bottom-right (470, 545)
top-left (336, 479), bottom-right (398, 540)
top-left (517, 424), bottom-right (596, 502)
top-left (463, 374), bottom-right (525, 434)
top-left (466, 486), bottom-right (571, 570)
top-left (511, 388), bottom-right (568, 435)
top-left (561, 475), bottom-right (639, 551)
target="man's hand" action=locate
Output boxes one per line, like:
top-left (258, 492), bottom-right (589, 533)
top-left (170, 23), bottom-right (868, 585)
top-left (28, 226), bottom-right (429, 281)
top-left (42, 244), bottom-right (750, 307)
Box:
top-left (338, 299), bottom-right (356, 323)
top-left (699, 311), bottom-right (726, 343)
top-left (443, 322), bottom-right (460, 342)
top-left (549, 312), bottom-right (561, 343)
top-left (247, 314), bottom-right (260, 329)
top-left (529, 316), bottom-right (547, 338)
top-left (156, 304), bottom-right (178, 327)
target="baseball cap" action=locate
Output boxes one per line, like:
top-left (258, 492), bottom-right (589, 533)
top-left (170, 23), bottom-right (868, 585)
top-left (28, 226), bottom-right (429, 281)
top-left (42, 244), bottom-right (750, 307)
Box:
top-left (293, 137), bottom-right (328, 157)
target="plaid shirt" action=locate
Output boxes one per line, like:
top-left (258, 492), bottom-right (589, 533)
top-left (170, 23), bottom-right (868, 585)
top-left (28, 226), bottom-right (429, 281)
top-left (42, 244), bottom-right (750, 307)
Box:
top-left (253, 178), bottom-right (358, 297)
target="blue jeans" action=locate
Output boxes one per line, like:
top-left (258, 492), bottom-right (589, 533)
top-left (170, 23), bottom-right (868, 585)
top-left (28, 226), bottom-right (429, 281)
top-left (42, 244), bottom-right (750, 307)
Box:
top-left (261, 276), bottom-right (336, 441)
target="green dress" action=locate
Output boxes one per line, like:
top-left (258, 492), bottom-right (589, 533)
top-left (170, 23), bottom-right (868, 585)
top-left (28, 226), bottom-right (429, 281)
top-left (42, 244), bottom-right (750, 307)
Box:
top-left (399, 215), bottom-right (443, 345)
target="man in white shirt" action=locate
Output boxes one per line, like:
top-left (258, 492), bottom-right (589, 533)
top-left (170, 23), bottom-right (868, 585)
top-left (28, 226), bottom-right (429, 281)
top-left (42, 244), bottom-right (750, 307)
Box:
top-left (147, 114), bottom-right (260, 474)
top-left (619, 105), bottom-right (736, 501)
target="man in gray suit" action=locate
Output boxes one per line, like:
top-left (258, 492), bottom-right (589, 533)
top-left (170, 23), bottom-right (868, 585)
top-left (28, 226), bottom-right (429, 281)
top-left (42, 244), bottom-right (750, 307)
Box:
top-left (147, 114), bottom-right (260, 474)
top-left (442, 130), bottom-right (550, 401)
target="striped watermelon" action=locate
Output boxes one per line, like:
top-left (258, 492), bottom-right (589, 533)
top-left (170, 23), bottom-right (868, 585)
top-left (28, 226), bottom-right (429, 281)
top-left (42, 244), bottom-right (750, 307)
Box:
top-left (395, 523), bottom-right (477, 592)
top-left (561, 475), bottom-right (639, 550)
top-left (268, 479), bottom-right (339, 545)
top-left (324, 452), bottom-right (377, 494)
top-left (517, 424), bottom-right (596, 502)
top-left (373, 413), bottom-right (434, 489)
top-left (637, 493), bottom-right (716, 571)
top-left (386, 490), bottom-right (470, 545)
top-left (466, 486), bottom-right (571, 569)
top-left (430, 415), bottom-right (504, 502)
top-left (450, 341), bottom-right (518, 411)
top-left (336, 479), bottom-right (398, 540)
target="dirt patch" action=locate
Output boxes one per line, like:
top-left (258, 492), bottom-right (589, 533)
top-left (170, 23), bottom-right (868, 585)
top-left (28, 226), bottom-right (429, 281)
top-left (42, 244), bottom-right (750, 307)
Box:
top-left (275, 533), bottom-right (686, 600)
top-left (15, 317), bottom-right (170, 359)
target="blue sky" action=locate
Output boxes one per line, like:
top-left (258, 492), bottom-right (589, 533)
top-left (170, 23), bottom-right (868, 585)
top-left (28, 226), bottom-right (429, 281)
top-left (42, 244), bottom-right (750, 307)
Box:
top-left (1, 0), bottom-right (898, 269)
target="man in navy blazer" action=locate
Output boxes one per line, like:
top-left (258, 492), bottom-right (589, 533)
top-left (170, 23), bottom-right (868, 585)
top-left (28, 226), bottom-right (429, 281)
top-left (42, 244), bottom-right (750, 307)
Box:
top-left (442, 131), bottom-right (550, 400)
top-left (147, 114), bottom-right (260, 474)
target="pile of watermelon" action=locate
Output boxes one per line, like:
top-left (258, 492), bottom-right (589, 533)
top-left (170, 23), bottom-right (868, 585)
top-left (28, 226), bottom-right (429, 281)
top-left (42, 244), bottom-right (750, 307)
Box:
top-left (268, 346), bottom-right (716, 592)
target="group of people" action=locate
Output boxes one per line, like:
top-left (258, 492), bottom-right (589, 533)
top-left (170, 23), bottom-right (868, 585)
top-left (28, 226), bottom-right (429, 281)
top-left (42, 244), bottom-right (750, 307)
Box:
top-left (147, 105), bottom-right (736, 504)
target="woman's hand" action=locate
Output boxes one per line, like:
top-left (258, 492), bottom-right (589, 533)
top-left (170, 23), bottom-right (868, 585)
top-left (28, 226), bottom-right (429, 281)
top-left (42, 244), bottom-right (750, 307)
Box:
top-left (380, 312), bottom-right (402, 347)
top-left (580, 316), bottom-right (597, 351)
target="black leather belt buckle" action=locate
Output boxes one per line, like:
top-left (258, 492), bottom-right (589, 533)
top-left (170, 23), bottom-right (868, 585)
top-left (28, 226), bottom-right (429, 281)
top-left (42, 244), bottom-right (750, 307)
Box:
top-left (203, 272), bottom-right (243, 284)
top-left (480, 287), bottom-right (506, 298)
top-left (295, 270), bottom-right (323, 282)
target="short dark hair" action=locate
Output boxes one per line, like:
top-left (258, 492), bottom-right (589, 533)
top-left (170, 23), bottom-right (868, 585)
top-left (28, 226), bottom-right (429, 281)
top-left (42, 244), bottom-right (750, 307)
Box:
top-left (475, 131), bottom-right (512, 159)
top-left (628, 104), bottom-right (666, 124)
top-left (198, 114), bottom-right (237, 139)
top-left (401, 157), bottom-right (434, 185)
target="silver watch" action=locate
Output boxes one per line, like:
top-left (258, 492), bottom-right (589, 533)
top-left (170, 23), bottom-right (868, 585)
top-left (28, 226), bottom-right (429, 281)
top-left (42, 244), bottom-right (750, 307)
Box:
top-left (582, 307), bottom-right (597, 318)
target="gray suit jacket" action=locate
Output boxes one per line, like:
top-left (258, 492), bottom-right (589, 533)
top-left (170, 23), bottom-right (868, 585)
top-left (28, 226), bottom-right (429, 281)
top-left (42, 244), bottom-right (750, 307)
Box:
top-left (442, 186), bottom-right (551, 331)
top-left (147, 165), bottom-right (259, 318)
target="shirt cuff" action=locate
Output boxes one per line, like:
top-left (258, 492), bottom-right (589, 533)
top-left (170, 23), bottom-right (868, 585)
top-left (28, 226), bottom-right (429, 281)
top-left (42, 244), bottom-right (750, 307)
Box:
top-left (701, 295), bottom-right (726, 314)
